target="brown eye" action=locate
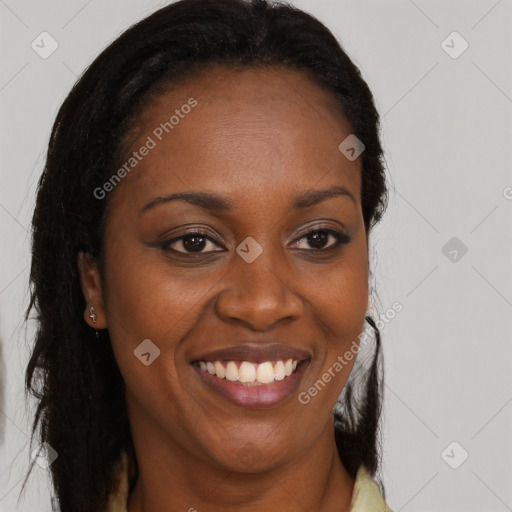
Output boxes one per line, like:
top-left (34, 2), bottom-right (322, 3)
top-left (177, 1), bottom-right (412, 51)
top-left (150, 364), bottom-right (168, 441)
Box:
top-left (291, 228), bottom-right (351, 251)
top-left (161, 231), bottom-right (224, 254)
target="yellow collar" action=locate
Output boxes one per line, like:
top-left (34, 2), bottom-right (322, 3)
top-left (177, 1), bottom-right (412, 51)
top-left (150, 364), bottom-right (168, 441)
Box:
top-left (349, 465), bottom-right (394, 511)
top-left (106, 451), bottom-right (393, 512)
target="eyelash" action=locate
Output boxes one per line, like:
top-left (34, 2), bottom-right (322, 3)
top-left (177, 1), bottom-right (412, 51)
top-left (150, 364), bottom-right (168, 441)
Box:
top-left (160, 227), bottom-right (351, 256)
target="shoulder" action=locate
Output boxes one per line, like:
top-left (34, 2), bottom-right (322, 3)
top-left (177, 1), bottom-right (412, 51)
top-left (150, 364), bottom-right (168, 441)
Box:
top-left (349, 465), bottom-right (394, 512)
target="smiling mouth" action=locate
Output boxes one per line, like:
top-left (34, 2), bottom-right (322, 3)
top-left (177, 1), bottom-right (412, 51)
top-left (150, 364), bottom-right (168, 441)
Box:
top-left (192, 358), bottom-right (310, 385)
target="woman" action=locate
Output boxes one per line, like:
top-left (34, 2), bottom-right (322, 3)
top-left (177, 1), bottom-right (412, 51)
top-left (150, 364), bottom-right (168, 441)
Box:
top-left (24, 0), bottom-right (392, 510)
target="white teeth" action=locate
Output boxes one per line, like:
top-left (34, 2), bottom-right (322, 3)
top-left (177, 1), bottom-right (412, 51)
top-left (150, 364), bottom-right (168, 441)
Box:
top-left (225, 361), bottom-right (239, 381)
top-left (239, 361), bottom-right (256, 383)
top-left (284, 359), bottom-right (293, 377)
top-left (274, 360), bottom-right (285, 381)
top-left (257, 362), bottom-right (275, 383)
top-left (198, 358), bottom-right (304, 384)
top-left (214, 361), bottom-right (226, 379)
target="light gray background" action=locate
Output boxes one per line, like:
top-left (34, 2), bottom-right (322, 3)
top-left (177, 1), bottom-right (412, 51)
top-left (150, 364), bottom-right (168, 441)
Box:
top-left (1, 1), bottom-right (511, 511)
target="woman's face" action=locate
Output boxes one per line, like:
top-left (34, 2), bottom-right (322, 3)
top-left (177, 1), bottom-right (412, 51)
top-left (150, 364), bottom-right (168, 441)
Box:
top-left (82, 66), bottom-right (368, 472)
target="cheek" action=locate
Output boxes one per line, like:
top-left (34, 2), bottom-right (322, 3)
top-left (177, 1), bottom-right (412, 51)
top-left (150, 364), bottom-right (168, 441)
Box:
top-left (102, 243), bottom-right (208, 344)
top-left (306, 247), bottom-right (368, 400)
top-left (316, 247), bottom-right (368, 341)
top-left (100, 238), bottom-right (227, 406)
top-left (101, 251), bottom-right (203, 433)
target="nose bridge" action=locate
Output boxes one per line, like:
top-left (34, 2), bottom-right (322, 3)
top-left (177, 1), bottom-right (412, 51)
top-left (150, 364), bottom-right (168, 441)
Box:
top-left (239, 243), bottom-right (284, 295)
top-left (214, 235), bottom-right (302, 329)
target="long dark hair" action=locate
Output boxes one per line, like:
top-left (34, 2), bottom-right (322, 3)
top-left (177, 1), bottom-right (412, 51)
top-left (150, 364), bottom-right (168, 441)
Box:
top-left (23, 0), bottom-right (388, 510)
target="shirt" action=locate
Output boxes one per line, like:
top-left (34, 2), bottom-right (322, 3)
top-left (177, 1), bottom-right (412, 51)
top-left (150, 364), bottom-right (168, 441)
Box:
top-left (106, 450), bottom-right (394, 512)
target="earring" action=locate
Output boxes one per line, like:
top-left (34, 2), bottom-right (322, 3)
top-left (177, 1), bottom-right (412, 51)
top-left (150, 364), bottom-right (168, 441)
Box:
top-left (89, 305), bottom-right (97, 324)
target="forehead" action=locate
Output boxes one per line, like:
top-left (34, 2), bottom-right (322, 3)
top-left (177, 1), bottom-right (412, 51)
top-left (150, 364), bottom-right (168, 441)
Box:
top-left (111, 66), bottom-right (361, 208)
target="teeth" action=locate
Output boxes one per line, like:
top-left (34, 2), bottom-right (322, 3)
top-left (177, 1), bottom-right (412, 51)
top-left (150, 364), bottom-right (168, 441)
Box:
top-left (257, 361), bottom-right (274, 383)
top-left (225, 361), bottom-right (239, 382)
top-left (214, 361), bottom-right (226, 379)
top-left (274, 360), bottom-right (285, 381)
top-left (284, 359), bottom-right (293, 377)
top-left (239, 361), bottom-right (256, 383)
top-left (197, 357), bottom-right (302, 384)
top-left (206, 361), bottom-right (216, 375)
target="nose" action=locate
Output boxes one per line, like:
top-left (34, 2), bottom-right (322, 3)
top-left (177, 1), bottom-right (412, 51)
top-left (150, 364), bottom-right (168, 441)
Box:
top-left (214, 247), bottom-right (303, 331)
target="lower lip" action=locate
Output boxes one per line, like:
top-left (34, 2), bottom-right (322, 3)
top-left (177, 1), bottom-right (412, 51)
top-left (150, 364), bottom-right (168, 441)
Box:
top-left (192, 360), bottom-right (310, 408)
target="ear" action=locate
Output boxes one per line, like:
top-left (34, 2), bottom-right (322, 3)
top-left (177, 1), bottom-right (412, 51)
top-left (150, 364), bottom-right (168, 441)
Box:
top-left (78, 251), bottom-right (108, 329)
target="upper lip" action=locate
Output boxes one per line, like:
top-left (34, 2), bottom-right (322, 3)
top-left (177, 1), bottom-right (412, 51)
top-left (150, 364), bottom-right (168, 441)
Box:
top-left (190, 343), bottom-right (311, 364)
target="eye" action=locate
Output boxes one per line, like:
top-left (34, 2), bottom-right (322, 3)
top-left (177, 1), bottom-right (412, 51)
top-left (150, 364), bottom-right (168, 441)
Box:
top-left (159, 226), bottom-right (351, 256)
top-left (290, 228), bottom-right (351, 251)
top-left (161, 230), bottom-right (224, 254)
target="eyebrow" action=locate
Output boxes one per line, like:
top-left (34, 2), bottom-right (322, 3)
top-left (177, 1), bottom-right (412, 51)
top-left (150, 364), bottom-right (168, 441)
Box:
top-left (139, 185), bottom-right (356, 215)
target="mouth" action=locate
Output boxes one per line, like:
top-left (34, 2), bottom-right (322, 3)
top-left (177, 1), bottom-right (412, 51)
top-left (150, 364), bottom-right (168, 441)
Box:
top-left (193, 357), bottom-right (308, 383)
top-left (191, 356), bottom-right (311, 408)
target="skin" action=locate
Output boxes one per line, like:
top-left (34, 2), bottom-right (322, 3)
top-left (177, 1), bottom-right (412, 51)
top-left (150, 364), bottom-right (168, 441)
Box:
top-left (79, 66), bottom-right (369, 512)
